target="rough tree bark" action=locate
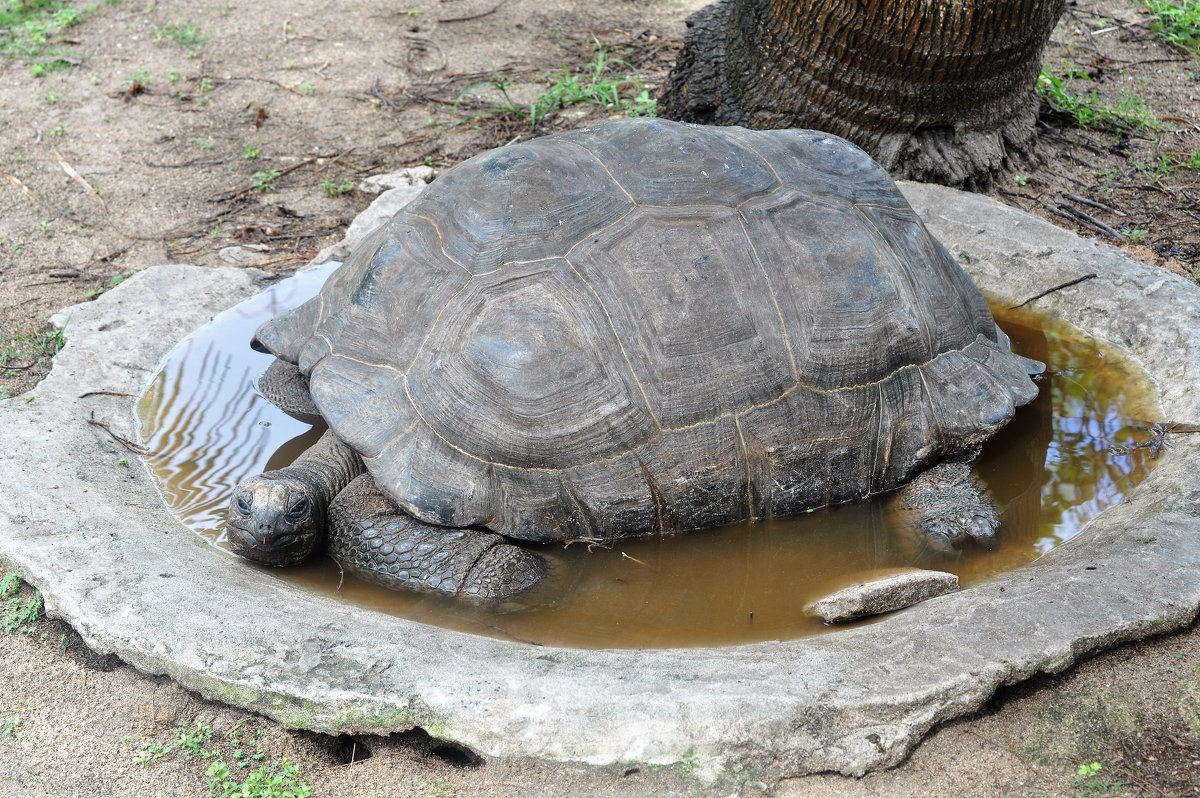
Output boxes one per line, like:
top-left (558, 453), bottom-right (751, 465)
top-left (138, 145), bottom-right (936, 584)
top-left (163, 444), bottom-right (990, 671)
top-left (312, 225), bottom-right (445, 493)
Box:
top-left (659, 0), bottom-right (1065, 189)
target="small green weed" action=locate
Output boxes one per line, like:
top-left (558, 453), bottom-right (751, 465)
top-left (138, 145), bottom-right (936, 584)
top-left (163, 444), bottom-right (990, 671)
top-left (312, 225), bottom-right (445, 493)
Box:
top-left (1146, 0), bottom-right (1200, 55)
top-left (675, 746), bottom-right (700, 779)
top-left (1074, 761), bottom-right (1122, 797)
top-left (1037, 67), bottom-right (1163, 130)
top-left (84, 271), bottom-right (130, 300)
top-left (1177, 666), bottom-right (1200, 736)
top-left (136, 718), bottom-right (311, 798)
top-left (30, 56), bottom-right (72, 77)
top-left (251, 169), bottom-right (281, 193)
top-left (189, 135), bottom-right (215, 150)
top-left (155, 20), bottom-right (206, 48)
top-left (243, 143), bottom-right (260, 159)
top-left (1121, 228), bottom-right (1149, 242)
top-left (45, 324), bottom-right (65, 353)
top-left (1, 714), bottom-right (21, 738)
top-left (1163, 150), bottom-right (1200, 171)
top-left (321, 178), bottom-right (354, 196)
top-left (1, 571), bottom-right (43, 634)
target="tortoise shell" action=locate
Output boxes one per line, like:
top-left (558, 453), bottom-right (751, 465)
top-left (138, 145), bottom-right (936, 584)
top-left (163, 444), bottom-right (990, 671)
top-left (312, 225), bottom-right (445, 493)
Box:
top-left (256, 119), bottom-right (1038, 543)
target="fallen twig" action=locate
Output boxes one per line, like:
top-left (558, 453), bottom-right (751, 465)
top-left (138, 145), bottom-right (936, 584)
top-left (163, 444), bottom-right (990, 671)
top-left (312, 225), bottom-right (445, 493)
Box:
top-left (1064, 152), bottom-right (1101, 171)
top-left (404, 36), bottom-right (447, 76)
top-left (1112, 422), bottom-right (1200, 460)
top-left (1054, 201), bottom-right (1125, 241)
top-left (86, 411), bottom-right (151, 455)
top-left (1008, 273), bottom-right (1098, 309)
top-left (54, 150), bottom-right (103, 203)
top-left (79, 391), bottom-right (133, 399)
top-left (437, 0), bottom-right (510, 23)
top-left (1063, 193), bottom-right (1126, 217)
top-left (142, 157), bottom-right (227, 169)
top-left (1045, 203), bottom-right (1123, 241)
top-left (0, 359), bottom-right (42, 371)
top-left (4, 174), bottom-right (51, 210)
top-left (224, 75), bottom-right (315, 96)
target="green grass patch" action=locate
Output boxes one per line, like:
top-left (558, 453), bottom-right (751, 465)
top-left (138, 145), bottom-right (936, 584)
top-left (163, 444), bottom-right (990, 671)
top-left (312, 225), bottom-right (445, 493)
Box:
top-left (251, 169), bottom-right (281, 193)
top-left (1, 571), bottom-right (43, 635)
top-left (154, 19), bottom-right (206, 48)
top-left (136, 718), bottom-right (312, 798)
top-left (0, 0), bottom-right (84, 59)
top-left (1146, 0), bottom-right (1200, 55)
top-left (1073, 761), bottom-right (1123, 797)
top-left (1037, 66), bottom-right (1163, 130)
top-left (1, 322), bottom-right (66, 379)
top-left (321, 178), bottom-right (354, 196)
top-left (461, 40), bottom-right (656, 130)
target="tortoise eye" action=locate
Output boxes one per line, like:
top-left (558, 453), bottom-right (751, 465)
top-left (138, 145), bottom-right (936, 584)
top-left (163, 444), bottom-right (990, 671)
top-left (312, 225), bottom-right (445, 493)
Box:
top-left (235, 494), bottom-right (253, 515)
top-left (286, 496), bottom-right (309, 520)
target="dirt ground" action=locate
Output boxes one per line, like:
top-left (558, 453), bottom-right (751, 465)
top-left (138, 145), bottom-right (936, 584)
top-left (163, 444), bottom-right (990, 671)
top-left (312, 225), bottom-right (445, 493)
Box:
top-left (1, 0), bottom-right (1198, 795)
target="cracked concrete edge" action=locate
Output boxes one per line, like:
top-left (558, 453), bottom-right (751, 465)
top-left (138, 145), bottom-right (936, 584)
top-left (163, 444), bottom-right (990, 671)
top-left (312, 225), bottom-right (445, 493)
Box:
top-left (1, 186), bottom-right (1198, 783)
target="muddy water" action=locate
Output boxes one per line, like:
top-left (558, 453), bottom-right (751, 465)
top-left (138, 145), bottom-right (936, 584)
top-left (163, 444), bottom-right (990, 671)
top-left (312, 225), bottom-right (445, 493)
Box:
top-left (137, 263), bottom-right (1161, 649)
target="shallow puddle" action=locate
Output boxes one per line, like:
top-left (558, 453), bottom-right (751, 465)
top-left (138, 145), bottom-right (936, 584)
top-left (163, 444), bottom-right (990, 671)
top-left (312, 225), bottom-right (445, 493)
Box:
top-left (137, 263), bottom-right (1161, 648)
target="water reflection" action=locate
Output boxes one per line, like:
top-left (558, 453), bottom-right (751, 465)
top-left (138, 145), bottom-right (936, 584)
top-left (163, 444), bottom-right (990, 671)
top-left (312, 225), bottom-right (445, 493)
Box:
top-left (137, 267), bottom-right (1160, 648)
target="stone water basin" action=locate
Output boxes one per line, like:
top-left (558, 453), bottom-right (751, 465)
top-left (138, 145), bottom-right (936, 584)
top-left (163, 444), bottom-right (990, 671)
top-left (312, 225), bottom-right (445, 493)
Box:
top-left (3, 183), bottom-right (1196, 779)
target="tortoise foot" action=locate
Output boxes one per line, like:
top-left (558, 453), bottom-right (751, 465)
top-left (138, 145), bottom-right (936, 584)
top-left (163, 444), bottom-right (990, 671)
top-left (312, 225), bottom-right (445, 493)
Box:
top-left (329, 474), bottom-right (546, 600)
top-left (887, 457), bottom-right (1000, 556)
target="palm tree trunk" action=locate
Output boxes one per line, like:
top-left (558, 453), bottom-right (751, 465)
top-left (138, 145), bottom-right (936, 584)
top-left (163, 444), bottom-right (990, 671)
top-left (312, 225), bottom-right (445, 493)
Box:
top-left (660, 0), bottom-right (1065, 189)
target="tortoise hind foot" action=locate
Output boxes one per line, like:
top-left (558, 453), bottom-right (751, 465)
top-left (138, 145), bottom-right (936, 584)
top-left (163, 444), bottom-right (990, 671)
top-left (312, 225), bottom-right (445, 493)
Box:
top-left (886, 457), bottom-right (1000, 557)
top-left (462, 542), bottom-right (547, 600)
top-left (329, 474), bottom-right (547, 601)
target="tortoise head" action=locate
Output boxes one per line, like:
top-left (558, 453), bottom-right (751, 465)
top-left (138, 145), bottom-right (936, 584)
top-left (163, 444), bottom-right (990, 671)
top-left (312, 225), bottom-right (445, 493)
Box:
top-left (225, 472), bottom-right (325, 567)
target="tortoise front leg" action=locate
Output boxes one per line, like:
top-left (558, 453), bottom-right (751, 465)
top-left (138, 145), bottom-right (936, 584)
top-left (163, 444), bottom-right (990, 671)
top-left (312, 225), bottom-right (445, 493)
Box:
top-left (328, 474), bottom-right (547, 600)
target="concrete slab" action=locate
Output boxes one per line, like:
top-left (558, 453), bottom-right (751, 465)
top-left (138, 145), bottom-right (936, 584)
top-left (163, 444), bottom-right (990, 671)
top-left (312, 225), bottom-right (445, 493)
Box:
top-left (1, 182), bottom-right (1198, 784)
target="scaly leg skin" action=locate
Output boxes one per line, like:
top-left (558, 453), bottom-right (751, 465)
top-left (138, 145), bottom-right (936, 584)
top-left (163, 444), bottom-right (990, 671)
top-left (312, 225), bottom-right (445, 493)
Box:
top-left (257, 358), bottom-right (322, 423)
top-left (886, 455), bottom-right (1000, 557)
top-left (329, 474), bottom-right (548, 601)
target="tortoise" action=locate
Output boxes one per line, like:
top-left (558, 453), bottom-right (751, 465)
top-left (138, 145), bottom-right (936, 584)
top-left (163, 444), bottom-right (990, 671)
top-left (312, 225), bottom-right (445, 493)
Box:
top-left (225, 118), bottom-right (1042, 601)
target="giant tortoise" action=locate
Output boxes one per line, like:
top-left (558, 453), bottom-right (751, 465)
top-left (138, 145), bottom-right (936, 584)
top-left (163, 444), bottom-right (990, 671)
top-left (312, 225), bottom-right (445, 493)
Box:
top-left (225, 118), bottom-right (1041, 600)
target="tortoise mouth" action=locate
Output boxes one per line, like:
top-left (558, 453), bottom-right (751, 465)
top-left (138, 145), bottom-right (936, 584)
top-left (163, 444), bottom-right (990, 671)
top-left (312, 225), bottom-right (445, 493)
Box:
top-left (225, 522), bottom-right (320, 567)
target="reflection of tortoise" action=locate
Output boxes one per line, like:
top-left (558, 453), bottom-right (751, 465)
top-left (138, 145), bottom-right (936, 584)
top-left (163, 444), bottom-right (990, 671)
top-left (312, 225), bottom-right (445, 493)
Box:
top-left (226, 118), bottom-right (1042, 600)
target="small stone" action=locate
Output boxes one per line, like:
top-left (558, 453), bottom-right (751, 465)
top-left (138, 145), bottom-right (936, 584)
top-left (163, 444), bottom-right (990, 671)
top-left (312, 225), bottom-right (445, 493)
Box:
top-left (805, 569), bottom-right (960, 624)
top-left (218, 244), bottom-right (270, 265)
top-left (313, 184), bottom-right (428, 264)
top-left (357, 166), bottom-right (435, 195)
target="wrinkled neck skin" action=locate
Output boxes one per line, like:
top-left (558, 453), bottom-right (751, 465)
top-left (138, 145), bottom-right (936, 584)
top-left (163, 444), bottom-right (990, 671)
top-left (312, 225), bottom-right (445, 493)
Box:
top-left (225, 430), bottom-right (365, 566)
